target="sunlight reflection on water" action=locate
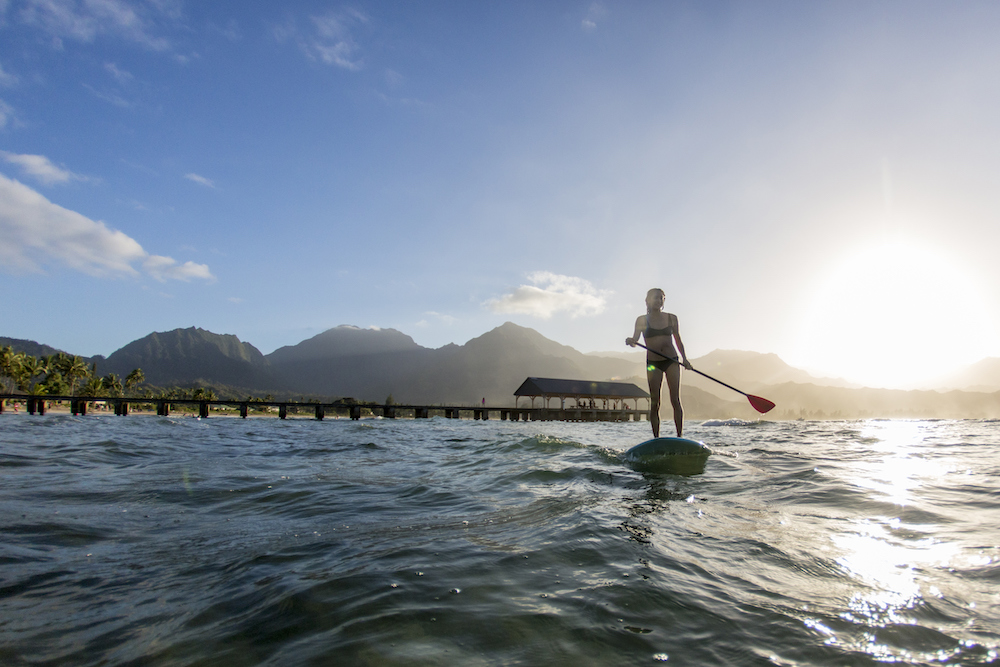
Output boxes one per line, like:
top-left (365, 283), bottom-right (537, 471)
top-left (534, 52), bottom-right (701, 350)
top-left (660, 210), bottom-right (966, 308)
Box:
top-left (824, 420), bottom-right (970, 660)
top-left (850, 421), bottom-right (953, 506)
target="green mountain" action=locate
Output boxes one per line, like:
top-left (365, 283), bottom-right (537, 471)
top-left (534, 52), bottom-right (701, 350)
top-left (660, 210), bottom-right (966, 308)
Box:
top-left (0, 337), bottom-right (81, 361)
top-left (264, 322), bottom-right (639, 404)
top-left (100, 327), bottom-right (278, 392)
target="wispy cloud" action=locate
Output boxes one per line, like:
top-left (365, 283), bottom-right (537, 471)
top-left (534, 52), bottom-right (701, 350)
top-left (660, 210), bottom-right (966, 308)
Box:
top-left (16, 0), bottom-right (172, 51)
top-left (416, 311), bottom-right (457, 327)
top-left (275, 9), bottom-right (368, 70)
top-left (0, 99), bottom-right (14, 128)
top-left (485, 272), bottom-right (612, 319)
top-left (104, 61), bottom-right (133, 84)
top-left (213, 19), bottom-right (241, 42)
top-left (0, 150), bottom-right (89, 185)
top-left (0, 62), bottom-right (18, 87)
top-left (582, 2), bottom-right (605, 32)
top-left (184, 172), bottom-right (215, 188)
top-left (82, 82), bottom-right (133, 108)
top-left (0, 172), bottom-right (214, 281)
top-left (142, 254), bottom-right (214, 282)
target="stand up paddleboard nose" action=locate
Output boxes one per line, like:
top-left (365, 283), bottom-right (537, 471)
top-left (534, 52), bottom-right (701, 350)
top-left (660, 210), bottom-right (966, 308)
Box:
top-left (624, 437), bottom-right (712, 475)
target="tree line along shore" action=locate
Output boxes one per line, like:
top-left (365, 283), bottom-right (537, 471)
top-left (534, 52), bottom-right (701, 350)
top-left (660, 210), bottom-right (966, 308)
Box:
top-left (1, 345), bottom-right (412, 416)
top-left (0, 346), bottom-right (270, 412)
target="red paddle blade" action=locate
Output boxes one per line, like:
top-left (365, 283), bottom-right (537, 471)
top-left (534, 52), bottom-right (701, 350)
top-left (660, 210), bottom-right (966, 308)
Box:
top-left (748, 395), bottom-right (776, 414)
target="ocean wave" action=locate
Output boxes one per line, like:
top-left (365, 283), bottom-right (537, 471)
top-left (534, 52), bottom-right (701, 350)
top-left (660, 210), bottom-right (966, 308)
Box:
top-left (701, 418), bottom-right (762, 427)
top-left (2, 417), bottom-right (998, 665)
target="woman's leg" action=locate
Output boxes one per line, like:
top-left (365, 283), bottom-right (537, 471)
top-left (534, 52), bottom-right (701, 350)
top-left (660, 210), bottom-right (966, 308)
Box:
top-left (646, 366), bottom-right (663, 438)
top-left (665, 363), bottom-right (684, 437)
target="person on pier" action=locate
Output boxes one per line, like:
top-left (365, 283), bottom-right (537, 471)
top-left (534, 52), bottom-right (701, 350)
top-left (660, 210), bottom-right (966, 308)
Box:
top-left (625, 288), bottom-right (692, 438)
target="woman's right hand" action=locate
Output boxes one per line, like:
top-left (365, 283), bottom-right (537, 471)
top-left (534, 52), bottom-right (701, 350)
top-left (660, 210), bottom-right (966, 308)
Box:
top-left (625, 337), bottom-right (636, 347)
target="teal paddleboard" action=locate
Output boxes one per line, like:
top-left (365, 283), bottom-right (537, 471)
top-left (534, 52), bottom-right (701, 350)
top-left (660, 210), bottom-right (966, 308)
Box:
top-left (624, 437), bottom-right (711, 475)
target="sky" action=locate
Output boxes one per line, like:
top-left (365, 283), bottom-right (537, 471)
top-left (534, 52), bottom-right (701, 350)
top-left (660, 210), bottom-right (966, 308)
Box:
top-left (2, 0), bottom-right (1000, 390)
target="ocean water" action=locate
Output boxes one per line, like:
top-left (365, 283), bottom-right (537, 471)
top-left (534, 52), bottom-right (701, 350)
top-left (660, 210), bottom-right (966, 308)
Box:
top-left (1, 414), bottom-right (998, 666)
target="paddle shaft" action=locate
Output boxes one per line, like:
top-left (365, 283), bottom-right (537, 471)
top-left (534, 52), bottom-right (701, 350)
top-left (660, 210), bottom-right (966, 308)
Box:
top-left (631, 341), bottom-right (751, 398)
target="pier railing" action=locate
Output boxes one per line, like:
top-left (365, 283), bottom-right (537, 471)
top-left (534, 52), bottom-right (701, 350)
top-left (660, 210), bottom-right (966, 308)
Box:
top-left (0, 394), bottom-right (646, 423)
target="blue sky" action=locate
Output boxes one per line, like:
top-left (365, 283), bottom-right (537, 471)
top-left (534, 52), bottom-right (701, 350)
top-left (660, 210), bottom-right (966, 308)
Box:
top-left (2, 1), bottom-right (999, 389)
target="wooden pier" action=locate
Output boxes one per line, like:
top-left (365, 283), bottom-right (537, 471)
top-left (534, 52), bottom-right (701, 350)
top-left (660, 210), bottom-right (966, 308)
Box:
top-left (0, 395), bottom-right (646, 423)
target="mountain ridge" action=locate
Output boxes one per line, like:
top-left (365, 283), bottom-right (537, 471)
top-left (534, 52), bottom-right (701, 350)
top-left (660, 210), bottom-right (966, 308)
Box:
top-left (4, 324), bottom-right (1000, 418)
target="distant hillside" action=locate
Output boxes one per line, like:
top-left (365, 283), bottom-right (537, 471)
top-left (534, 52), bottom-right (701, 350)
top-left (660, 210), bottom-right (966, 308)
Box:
top-left (265, 322), bottom-right (639, 404)
top-left (587, 350), bottom-right (645, 363)
top-left (267, 325), bottom-right (433, 400)
top-left (684, 349), bottom-right (858, 399)
top-left (931, 357), bottom-right (1000, 392)
top-left (100, 327), bottom-right (279, 392)
top-left (6, 324), bottom-right (1000, 419)
top-left (0, 337), bottom-right (78, 361)
top-left (762, 382), bottom-right (1000, 420)
top-left (268, 325), bottom-right (423, 362)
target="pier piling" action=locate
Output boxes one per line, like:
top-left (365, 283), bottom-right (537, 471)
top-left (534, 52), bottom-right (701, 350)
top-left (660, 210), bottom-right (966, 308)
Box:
top-left (2, 393), bottom-right (646, 423)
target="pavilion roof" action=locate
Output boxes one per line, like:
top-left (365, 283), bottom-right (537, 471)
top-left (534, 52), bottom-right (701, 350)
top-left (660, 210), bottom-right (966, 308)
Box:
top-left (513, 377), bottom-right (649, 399)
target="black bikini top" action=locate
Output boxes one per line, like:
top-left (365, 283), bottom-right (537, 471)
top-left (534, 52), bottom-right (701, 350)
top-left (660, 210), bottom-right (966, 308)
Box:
top-left (645, 316), bottom-right (674, 338)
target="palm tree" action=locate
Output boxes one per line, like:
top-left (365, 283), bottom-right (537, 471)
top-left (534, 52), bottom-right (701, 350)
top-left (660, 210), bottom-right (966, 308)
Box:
top-left (191, 386), bottom-right (216, 401)
top-left (39, 371), bottom-right (69, 396)
top-left (19, 356), bottom-right (49, 393)
top-left (124, 368), bottom-right (145, 396)
top-left (50, 351), bottom-right (70, 374)
top-left (101, 374), bottom-right (124, 398)
top-left (0, 346), bottom-right (20, 392)
top-left (54, 354), bottom-right (91, 395)
top-left (81, 377), bottom-right (103, 397)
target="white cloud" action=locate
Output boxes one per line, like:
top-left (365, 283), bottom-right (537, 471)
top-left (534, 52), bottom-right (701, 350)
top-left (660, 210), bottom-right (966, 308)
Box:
top-left (17, 0), bottom-right (171, 51)
top-left (424, 311), bottom-right (457, 325)
top-left (582, 2), bottom-right (605, 31)
top-left (0, 172), bottom-right (214, 281)
top-left (184, 172), bottom-right (215, 188)
top-left (104, 61), bottom-right (133, 83)
top-left (275, 9), bottom-right (368, 70)
top-left (416, 311), bottom-right (456, 328)
top-left (1, 150), bottom-right (88, 185)
top-left (310, 9), bottom-right (367, 69)
top-left (485, 271), bottom-right (612, 319)
top-left (142, 255), bottom-right (214, 282)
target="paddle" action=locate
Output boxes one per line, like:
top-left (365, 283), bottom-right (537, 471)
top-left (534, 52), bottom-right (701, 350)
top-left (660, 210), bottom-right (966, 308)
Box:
top-left (629, 341), bottom-right (776, 414)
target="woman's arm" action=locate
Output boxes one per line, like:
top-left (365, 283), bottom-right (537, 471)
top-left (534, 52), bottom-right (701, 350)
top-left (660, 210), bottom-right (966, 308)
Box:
top-left (625, 315), bottom-right (646, 347)
top-left (672, 314), bottom-right (693, 369)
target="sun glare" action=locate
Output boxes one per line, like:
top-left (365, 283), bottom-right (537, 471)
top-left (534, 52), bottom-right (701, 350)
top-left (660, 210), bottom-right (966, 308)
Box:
top-left (791, 237), bottom-right (996, 389)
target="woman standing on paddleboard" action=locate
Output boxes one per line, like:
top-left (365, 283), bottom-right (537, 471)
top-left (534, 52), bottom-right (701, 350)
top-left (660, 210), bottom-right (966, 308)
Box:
top-left (625, 288), bottom-right (692, 438)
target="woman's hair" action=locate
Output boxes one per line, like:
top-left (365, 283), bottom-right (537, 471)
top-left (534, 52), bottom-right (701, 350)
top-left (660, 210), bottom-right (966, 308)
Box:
top-left (645, 288), bottom-right (665, 312)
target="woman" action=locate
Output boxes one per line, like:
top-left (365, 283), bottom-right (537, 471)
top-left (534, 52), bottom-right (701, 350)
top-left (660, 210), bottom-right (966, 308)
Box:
top-left (625, 288), bottom-right (692, 438)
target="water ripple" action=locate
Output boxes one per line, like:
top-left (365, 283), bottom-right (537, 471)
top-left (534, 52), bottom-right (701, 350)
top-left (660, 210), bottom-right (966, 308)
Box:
top-left (0, 416), bottom-right (997, 665)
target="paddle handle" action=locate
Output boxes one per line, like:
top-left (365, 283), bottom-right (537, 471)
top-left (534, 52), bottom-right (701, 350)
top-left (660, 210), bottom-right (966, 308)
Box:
top-left (630, 340), bottom-right (750, 398)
